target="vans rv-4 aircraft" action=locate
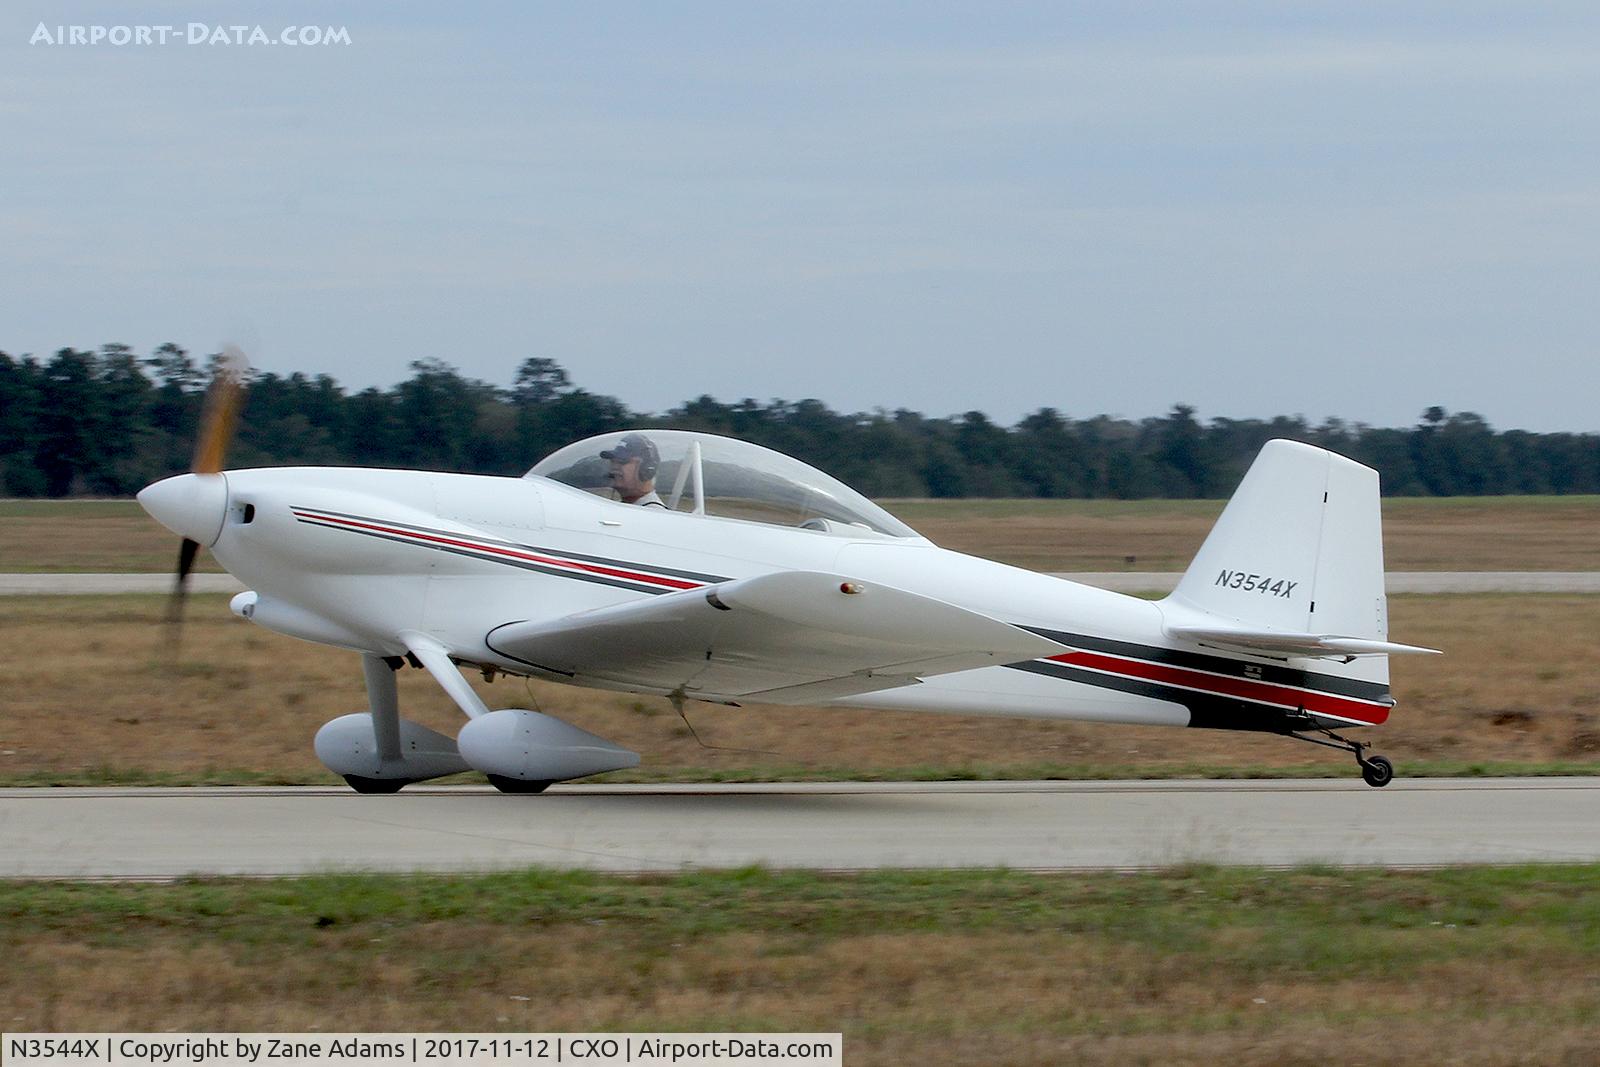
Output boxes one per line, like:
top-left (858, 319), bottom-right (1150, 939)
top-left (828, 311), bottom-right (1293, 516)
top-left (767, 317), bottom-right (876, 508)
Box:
top-left (140, 357), bottom-right (1438, 793)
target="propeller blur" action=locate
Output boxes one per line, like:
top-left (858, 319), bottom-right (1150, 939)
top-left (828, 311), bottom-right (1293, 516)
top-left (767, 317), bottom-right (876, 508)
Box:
top-left (149, 346), bottom-right (248, 639)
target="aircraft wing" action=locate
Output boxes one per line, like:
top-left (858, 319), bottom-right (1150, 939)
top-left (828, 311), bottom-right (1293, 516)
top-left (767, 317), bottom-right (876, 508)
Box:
top-left (1165, 623), bottom-right (1441, 659)
top-left (485, 570), bottom-right (1065, 704)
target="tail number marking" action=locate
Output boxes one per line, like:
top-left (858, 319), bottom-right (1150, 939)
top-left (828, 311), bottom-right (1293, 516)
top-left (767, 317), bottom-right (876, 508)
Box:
top-left (1215, 569), bottom-right (1298, 598)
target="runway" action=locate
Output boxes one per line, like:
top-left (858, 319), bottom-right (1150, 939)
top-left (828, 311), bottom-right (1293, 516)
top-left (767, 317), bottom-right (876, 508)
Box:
top-left (3, 572), bottom-right (1598, 596)
top-left (3, 779), bottom-right (1598, 879)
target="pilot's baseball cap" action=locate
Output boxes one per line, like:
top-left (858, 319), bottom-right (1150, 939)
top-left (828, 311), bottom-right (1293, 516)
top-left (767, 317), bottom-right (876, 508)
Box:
top-left (600, 433), bottom-right (658, 469)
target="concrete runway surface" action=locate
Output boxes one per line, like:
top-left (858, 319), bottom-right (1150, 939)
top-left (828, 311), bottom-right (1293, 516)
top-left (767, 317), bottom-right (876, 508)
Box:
top-left (3, 779), bottom-right (1598, 879)
top-left (3, 572), bottom-right (1599, 596)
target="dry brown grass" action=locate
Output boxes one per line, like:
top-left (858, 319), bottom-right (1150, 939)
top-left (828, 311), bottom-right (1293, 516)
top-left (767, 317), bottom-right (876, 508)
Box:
top-left (1, 594), bottom-right (1596, 780)
top-left (15, 932), bottom-right (1598, 1064)
top-left (889, 496), bottom-right (1600, 572)
top-left (5, 496), bottom-right (1598, 573)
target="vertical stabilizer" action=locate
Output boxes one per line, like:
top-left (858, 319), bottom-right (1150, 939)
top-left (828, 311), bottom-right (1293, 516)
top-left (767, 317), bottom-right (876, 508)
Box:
top-left (1167, 440), bottom-right (1387, 641)
top-left (1156, 439), bottom-right (1426, 702)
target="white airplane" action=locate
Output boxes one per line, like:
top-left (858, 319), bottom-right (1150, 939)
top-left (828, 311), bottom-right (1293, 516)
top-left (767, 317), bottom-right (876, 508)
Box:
top-left (138, 363), bottom-right (1438, 793)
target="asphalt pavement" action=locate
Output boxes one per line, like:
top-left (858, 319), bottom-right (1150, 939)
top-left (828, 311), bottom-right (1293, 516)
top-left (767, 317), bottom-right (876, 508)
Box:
top-left (4, 779), bottom-right (1597, 878)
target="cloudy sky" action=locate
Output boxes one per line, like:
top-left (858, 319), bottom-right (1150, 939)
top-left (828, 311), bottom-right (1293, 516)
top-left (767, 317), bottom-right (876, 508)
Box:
top-left (5, 2), bottom-right (1599, 431)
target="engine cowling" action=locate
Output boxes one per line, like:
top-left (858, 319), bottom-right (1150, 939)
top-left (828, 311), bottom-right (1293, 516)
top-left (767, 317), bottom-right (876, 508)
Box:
top-left (456, 709), bottom-right (640, 784)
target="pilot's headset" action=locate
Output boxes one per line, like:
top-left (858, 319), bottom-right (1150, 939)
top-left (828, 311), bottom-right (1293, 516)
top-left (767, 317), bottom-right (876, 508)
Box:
top-left (600, 433), bottom-right (659, 482)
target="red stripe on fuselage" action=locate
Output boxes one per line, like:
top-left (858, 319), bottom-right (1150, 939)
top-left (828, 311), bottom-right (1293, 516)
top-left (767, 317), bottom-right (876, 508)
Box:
top-left (1047, 649), bottom-right (1390, 725)
top-left (292, 511), bottom-right (702, 591)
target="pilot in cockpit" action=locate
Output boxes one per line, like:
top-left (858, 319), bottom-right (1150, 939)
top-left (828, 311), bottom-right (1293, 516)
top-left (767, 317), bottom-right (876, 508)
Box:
top-left (600, 433), bottom-right (666, 507)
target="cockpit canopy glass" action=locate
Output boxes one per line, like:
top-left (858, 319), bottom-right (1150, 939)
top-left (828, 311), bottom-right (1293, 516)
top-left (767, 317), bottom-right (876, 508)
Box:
top-left (527, 430), bottom-right (918, 538)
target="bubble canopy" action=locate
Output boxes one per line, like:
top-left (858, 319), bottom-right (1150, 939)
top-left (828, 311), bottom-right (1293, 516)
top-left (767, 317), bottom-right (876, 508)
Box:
top-left (526, 430), bottom-right (918, 538)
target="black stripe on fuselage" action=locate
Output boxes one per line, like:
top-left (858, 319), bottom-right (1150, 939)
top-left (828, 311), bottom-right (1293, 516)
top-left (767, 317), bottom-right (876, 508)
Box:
top-left (1008, 658), bottom-right (1304, 733)
top-left (1018, 624), bottom-right (1391, 703)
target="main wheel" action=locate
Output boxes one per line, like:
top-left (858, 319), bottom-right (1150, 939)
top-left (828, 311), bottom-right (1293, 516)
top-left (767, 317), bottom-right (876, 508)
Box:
top-left (343, 774), bottom-right (407, 794)
top-left (486, 774), bottom-right (554, 795)
top-left (1360, 755), bottom-right (1394, 788)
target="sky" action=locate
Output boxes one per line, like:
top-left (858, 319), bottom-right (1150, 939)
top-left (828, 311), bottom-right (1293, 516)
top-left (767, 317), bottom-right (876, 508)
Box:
top-left (4, 2), bottom-right (1599, 431)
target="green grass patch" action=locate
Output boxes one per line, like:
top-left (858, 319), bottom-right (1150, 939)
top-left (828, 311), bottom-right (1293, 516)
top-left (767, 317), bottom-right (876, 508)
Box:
top-left (5, 865), bottom-right (1599, 985)
top-left (1381, 494), bottom-right (1600, 510)
top-left (5, 863), bottom-right (1599, 941)
top-left (882, 494), bottom-right (1600, 519)
top-left (0, 766), bottom-right (334, 788)
top-left (7, 866), bottom-right (1600, 1055)
top-left (0, 499), bottom-right (146, 519)
top-left (880, 498), bottom-right (1228, 520)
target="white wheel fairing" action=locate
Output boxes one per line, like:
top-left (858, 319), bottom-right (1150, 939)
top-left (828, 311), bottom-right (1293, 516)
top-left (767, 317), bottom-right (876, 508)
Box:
top-left (456, 709), bottom-right (640, 782)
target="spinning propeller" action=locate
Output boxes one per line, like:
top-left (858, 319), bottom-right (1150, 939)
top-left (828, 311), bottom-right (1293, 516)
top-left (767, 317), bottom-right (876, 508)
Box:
top-left (163, 346), bottom-right (249, 636)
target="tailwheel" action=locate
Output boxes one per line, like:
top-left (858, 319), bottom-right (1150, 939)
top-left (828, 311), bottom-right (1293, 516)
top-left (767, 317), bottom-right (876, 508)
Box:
top-left (1286, 722), bottom-right (1398, 788)
top-left (343, 775), bottom-right (408, 794)
top-left (1360, 755), bottom-right (1395, 788)
top-left (486, 774), bottom-right (554, 795)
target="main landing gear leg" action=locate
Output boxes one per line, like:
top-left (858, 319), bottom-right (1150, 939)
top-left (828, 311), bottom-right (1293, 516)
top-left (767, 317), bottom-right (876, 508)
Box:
top-left (1287, 726), bottom-right (1395, 788)
top-left (343, 654), bottom-right (416, 794)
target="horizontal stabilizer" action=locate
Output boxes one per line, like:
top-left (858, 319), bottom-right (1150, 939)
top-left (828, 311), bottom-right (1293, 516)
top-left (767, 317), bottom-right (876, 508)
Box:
top-left (1166, 623), bottom-right (1441, 660)
top-left (486, 570), bottom-right (1065, 704)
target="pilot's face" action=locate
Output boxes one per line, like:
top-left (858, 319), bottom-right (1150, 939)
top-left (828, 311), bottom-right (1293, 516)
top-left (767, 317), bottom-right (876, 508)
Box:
top-left (607, 457), bottom-right (645, 498)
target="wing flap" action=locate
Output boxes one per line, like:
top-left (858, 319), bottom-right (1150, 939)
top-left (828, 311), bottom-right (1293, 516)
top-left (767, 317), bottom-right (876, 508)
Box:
top-left (486, 570), bottom-right (1064, 702)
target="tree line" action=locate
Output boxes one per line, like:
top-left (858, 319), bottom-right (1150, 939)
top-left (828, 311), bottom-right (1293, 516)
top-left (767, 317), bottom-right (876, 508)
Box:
top-left (2, 343), bottom-right (1596, 499)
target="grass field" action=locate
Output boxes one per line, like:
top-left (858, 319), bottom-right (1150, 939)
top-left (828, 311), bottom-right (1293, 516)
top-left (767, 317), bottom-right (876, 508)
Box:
top-left (887, 495), bottom-right (1600, 572)
top-left (1, 593), bottom-right (1596, 785)
top-left (5, 866), bottom-right (1599, 1064)
top-left (0, 500), bottom-right (227, 573)
top-left (3, 495), bottom-right (1598, 573)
